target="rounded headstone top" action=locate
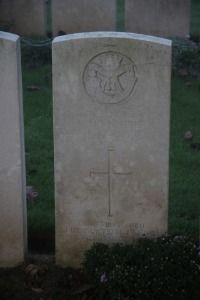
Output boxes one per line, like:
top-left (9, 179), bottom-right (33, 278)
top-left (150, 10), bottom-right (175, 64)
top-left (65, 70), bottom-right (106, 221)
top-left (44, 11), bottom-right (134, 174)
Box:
top-left (53, 31), bottom-right (172, 46)
top-left (0, 31), bottom-right (19, 42)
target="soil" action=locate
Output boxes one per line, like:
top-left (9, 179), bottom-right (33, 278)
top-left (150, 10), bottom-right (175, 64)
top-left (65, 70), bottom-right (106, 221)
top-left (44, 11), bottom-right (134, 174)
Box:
top-left (0, 253), bottom-right (86, 300)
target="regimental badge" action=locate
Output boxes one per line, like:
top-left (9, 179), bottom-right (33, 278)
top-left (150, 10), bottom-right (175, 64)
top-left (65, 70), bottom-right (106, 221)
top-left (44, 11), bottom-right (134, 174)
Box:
top-left (83, 51), bottom-right (138, 104)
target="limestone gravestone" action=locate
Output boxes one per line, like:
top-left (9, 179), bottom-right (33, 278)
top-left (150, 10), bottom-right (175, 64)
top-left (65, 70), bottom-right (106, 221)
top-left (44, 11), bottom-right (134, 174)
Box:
top-left (52, 0), bottom-right (116, 36)
top-left (0, 0), bottom-right (46, 36)
top-left (125, 0), bottom-right (191, 38)
top-left (0, 31), bottom-right (27, 267)
top-left (53, 32), bottom-right (172, 268)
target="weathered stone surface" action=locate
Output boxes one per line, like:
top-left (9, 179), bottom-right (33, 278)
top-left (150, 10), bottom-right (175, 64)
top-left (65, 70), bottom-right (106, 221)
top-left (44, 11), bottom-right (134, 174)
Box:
top-left (0, 0), bottom-right (46, 36)
top-left (53, 32), bottom-right (172, 268)
top-left (52, 0), bottom-right (116, 36)
top-left (0, 31), bottom-right (27, 267)
top-left (125, 0), bottom-right (191, 38)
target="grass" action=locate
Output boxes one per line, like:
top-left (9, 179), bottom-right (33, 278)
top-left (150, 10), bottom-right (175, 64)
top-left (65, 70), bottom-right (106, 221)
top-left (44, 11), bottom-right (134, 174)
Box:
top-left (23, 0), bottom-right (200, 249)
top-left (169, 73), bottom-right (200, 239)
top-left (22, 65), bottom-right (55, 250)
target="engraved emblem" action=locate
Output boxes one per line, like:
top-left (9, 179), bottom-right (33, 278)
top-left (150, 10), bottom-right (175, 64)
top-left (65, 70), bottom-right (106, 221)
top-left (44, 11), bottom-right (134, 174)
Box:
top-left (83, 51), bottom-right (138, 104)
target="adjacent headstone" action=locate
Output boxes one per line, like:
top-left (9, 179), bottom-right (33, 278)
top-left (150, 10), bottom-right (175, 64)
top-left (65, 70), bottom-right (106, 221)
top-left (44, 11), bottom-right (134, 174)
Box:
top-left (0, 31), bottom-right (27, 267)
top-left (0, 0), bottom-right (46, 36)
top-left (125, 0), bottom-right (191, 38)
top-left (53, 32), bottom-right (171, 268)
top-left (52, 0), bottom-right (116, 36)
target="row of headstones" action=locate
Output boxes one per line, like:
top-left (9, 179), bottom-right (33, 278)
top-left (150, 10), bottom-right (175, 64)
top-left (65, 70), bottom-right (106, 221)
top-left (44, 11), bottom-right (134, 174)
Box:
top-left (0, 0), bottom-right (191, 38)
top-left (0, 30), bottom-right (171, 268)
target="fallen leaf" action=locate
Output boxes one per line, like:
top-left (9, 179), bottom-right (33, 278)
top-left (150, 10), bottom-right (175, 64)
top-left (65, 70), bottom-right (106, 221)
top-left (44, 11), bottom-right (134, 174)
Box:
top-left (26, 186), bottom-right (38, 202)
top-left (26, 85), bottom-right (41, 91)
top-left (184, 131), bottom-right (193, 140)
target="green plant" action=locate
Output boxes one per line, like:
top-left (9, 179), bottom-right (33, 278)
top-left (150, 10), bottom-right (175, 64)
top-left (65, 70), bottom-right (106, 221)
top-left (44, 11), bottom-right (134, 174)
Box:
top-left (172, 39), bottom-right (200, 72)
top-left (21, 36), bottom-right (52, 66)
top-left (22, 64), bottom-right (54, 250)
top-left (82, 236), bottom-right (200, 300)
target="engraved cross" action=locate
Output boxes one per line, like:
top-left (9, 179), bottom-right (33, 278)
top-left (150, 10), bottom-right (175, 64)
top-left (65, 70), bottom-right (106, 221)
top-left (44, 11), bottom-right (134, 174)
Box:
top-left (90, 150), bottom-right (132, 217)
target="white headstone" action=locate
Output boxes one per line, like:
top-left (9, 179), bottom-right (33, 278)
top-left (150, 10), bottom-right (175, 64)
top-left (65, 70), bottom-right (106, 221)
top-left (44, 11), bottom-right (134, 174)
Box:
top-left (53, 32), bottom-right (172, 268)
top-left (52, 0), bottom-right (116, 36)
top-left (0, 31), bottom-right (27, 267)
top-left (0, 0), bottom-right (46, 36)
top-left (125, 0), bottom-right (191, 38)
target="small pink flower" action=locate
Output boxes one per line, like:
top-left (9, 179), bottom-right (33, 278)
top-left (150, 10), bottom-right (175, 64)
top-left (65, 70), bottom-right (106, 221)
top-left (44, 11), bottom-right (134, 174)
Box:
top-left (100, 273), bottom-right (107, 283)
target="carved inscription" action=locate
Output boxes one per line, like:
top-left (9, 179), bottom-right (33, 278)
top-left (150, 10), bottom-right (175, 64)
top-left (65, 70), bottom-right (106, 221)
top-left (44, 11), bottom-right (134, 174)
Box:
top-left (83, 51), bottom-right (138, 104)
top-left (90, 150), bottom-right (132, 217)
top-left (62, 113), bottom-right (144, 145)
top-left (60, 221), bottom-right (160, 246)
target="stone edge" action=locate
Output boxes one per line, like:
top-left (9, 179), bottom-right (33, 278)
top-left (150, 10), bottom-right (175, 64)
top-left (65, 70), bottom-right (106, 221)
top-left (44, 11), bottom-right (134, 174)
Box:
top-left (0, 31), bottom-right (19, 41)
top-left (53, 31), bottom-right (172, 46)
